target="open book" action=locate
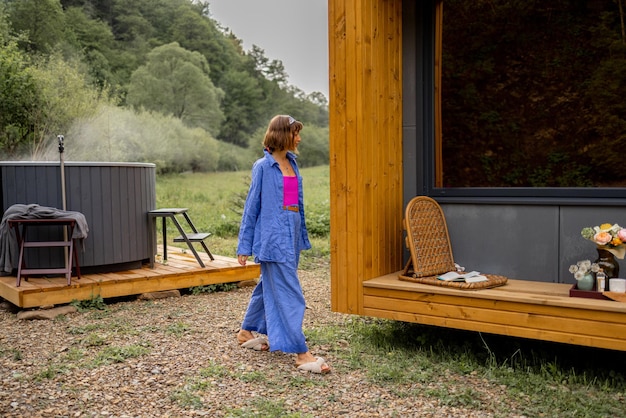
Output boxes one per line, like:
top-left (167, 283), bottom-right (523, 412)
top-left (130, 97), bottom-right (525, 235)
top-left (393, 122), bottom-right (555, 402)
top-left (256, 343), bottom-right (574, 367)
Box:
top-left (437, 270), bottom-right (489, 283)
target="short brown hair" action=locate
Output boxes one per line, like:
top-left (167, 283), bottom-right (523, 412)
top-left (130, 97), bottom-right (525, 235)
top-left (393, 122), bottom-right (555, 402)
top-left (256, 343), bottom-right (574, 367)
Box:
top-left (263, 115), bottom-right (303, 153)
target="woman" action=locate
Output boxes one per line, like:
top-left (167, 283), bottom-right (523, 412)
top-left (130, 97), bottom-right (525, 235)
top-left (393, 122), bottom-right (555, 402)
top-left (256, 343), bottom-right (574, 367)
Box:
top-left (235, 115), bottom-right (330, 374)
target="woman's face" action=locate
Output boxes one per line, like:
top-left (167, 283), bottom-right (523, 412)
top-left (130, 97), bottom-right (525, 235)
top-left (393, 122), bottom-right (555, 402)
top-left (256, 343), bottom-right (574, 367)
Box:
top-left (293, 132), bottom-right (302, 148)
top-left (293, 131), bottom-right (301, 150)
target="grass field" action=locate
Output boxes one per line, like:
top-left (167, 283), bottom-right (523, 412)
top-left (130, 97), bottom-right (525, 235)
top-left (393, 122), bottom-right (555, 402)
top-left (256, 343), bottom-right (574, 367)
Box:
top-left (155, 165), bottom-right (330, 269)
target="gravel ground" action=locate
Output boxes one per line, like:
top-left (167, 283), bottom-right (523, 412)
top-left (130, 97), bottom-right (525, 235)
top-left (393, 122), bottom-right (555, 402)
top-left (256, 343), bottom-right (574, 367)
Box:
top-left (0, 267), bottom-right (500, 417)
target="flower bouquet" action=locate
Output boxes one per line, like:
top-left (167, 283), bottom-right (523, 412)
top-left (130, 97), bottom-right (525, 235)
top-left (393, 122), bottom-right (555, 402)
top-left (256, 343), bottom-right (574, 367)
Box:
top-left (568, 259), bottom-right (610, 298)
top-left (568, 259), bottom-right (599, 280)
top-left (581, 223), bottom-right (626, 260)
top-left (569, 259), bottom-right (599, 291)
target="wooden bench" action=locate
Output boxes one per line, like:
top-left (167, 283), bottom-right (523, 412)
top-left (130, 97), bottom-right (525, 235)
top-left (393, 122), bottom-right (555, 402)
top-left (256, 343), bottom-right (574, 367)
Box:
top-left (363, 272), bottom-right (626, 352)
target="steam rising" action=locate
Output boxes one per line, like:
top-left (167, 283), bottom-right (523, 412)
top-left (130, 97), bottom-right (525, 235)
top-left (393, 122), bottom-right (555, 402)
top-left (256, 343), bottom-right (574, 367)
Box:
top-left (39, 105), bottom-right (254, 174)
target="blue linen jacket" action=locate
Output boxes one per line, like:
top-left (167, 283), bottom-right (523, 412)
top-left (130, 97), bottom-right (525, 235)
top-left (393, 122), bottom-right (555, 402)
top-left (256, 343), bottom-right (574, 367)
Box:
top-left (236, 150), bottom-right (312, 262)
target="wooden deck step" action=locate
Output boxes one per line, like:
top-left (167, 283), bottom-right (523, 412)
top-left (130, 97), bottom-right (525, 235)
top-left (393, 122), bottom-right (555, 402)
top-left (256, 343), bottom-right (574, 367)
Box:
top-left (23, 241), bottom-right (71, 248)
top-left (21, 268), bottom-right (71, 275)
top-left (174, 233), bottom-right (211, 242)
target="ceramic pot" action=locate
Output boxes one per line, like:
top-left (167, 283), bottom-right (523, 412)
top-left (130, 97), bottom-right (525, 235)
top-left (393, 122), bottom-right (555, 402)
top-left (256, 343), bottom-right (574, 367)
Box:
top-left (576, 273), bottom-right (594, 291)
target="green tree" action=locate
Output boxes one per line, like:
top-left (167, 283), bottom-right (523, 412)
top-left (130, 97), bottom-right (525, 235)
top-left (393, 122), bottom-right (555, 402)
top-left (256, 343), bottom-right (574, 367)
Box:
top-left (282, 87), bottom-right (329, 128)
top-left (126, 42), bottom-right (225, 136)
top-left (217, 70), bottom-right (264, 147)
top-left (0, 2), bottom-right (9, 41)
top-left (171, 2), bottom-right (240, 85)
top-left (110, 0), bottom-right (153, 43)
top-left (7, 0), bottom-right (66, 53)
top-left (247, 45), bottom-right (288, 104)
top-left (0, 39), bottom-right (38, 156)
top-left (29, 54), bottom-right (100, 158)
top-left (63, 7), bottom-right (117, 88)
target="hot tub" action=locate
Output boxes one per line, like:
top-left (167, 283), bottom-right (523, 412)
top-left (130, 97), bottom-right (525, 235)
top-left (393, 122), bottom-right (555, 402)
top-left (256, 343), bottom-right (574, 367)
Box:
top-left (0, 161), bottom-right (156, 271)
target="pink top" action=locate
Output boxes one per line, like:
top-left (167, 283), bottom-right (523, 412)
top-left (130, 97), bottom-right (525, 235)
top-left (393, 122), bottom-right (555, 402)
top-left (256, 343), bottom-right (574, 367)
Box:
top-left (283, 176), bottom-right (298, 206)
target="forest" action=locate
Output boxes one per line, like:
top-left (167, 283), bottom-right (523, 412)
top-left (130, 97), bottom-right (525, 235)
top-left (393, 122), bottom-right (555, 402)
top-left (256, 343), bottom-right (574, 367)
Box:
top-left (0, 0), bottom-right (329, 173)
top-left (442, 0), bottom-right (626, 187)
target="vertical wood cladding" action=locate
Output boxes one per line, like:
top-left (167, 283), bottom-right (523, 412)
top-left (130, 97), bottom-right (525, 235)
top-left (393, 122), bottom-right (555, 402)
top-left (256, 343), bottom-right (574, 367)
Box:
top-left (329, 0), bottom-right (404, 314)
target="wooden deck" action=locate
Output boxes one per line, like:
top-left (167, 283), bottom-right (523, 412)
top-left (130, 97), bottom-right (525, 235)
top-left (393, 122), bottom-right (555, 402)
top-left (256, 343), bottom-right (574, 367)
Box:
top-left (364, 272), bottom-right (626, 352)
top-left (0, 246), bottom-right (260, 309)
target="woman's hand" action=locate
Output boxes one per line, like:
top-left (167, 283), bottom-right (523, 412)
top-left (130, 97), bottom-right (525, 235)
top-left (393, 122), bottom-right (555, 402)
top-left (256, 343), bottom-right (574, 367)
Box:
top-left (238, 255), bottom-right (249, 266)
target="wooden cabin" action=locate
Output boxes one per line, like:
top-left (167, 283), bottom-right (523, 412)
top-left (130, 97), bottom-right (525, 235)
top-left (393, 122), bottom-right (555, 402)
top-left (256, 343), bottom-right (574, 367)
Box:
top-left (328, 1), bottom-right (626, 351)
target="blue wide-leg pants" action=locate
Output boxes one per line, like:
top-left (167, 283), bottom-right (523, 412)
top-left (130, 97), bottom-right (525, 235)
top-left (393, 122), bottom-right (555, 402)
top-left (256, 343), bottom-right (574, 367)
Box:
top-left (240, 211), bottom-right (308, 354)
top-left (241, 261), bottom-right (308, 353)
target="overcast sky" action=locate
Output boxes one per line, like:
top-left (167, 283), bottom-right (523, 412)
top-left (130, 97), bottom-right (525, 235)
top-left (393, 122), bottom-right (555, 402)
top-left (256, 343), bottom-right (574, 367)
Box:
top-left (208, 0), bottom-right (329, 98)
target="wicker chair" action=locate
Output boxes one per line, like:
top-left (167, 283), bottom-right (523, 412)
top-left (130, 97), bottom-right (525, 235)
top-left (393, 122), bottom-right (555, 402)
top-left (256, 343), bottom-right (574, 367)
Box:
top-left (399, 196), bottom-right (508, 289)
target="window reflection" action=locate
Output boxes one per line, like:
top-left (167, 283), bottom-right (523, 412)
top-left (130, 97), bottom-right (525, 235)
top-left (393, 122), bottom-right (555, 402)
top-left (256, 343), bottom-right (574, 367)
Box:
top-left (440, 0), bottom-right (626, 188)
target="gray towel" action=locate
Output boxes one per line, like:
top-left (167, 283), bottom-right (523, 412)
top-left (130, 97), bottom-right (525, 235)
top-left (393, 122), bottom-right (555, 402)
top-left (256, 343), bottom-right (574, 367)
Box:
top-left (0, 204), bottom-right (89, 273)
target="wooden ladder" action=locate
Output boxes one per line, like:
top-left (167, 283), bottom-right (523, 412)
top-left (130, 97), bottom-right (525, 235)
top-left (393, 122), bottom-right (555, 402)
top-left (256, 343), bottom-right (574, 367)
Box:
top-left (149, 208), bottom-right (214, 268)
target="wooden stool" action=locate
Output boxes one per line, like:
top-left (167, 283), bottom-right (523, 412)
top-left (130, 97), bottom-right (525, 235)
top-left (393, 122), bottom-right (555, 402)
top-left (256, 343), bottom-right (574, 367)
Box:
top-left (8, 218), bottom-right (82, 287)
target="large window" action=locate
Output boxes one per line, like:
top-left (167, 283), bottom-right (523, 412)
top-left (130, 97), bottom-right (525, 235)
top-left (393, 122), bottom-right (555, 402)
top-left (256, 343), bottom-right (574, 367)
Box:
top-left (435, 1), bottom-right (626, 191)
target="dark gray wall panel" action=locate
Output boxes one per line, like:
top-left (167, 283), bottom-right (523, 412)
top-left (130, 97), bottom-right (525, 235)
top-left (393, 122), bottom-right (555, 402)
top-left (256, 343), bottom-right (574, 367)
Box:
top-left (442, 204), bottom-right (560, 282)
top-left (441, 203), bottom-right (626, 284)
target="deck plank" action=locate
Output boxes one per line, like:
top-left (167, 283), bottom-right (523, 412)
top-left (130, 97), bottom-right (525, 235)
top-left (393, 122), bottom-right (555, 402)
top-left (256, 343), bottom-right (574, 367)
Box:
top-left (362, 306), bottom-right (625, 351)
top-left (0, 246), bottom-right (259, 308)
top-left (364, 295), bottom-right (626, 339)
